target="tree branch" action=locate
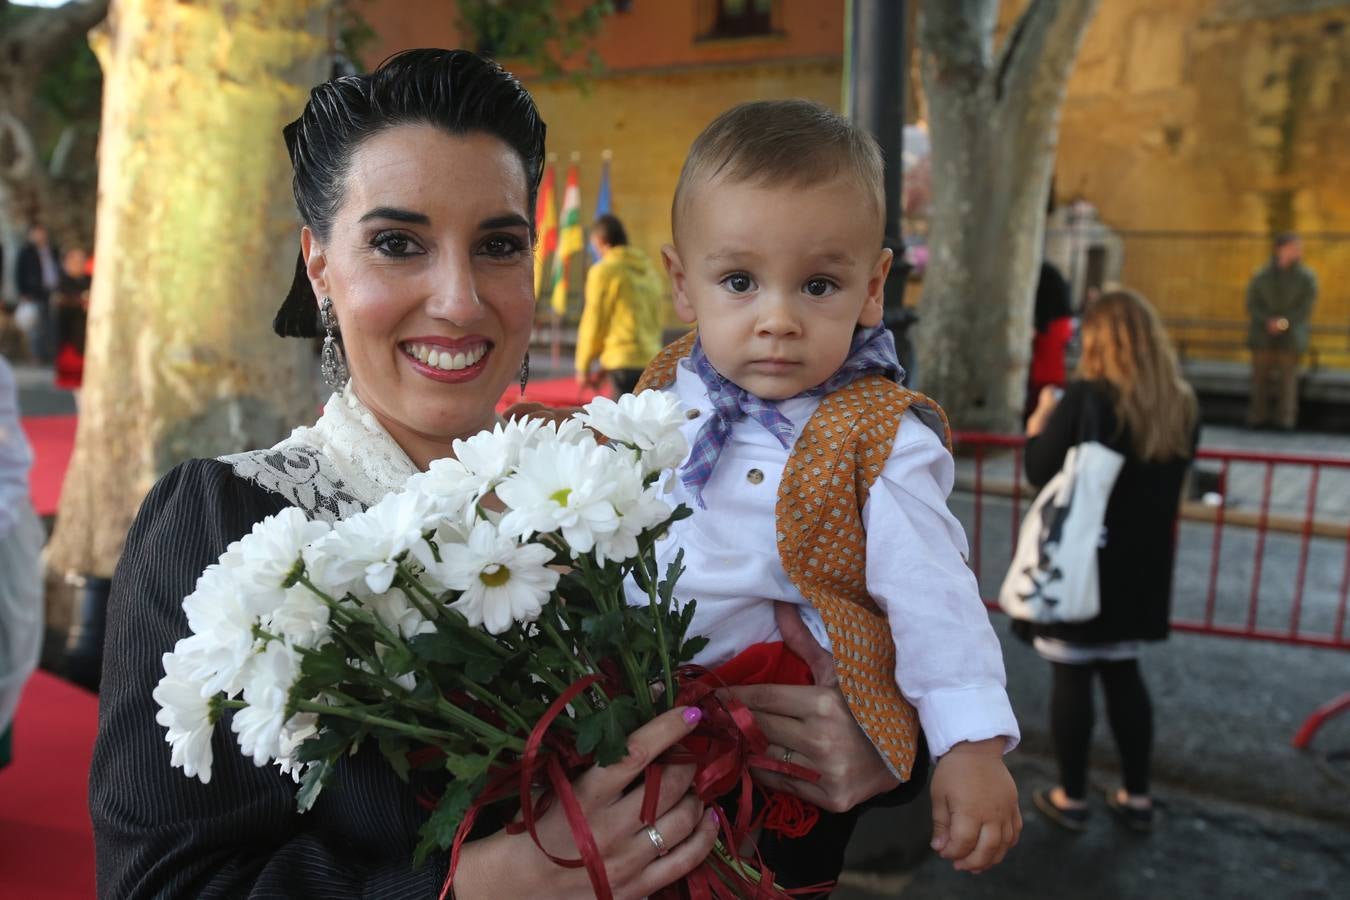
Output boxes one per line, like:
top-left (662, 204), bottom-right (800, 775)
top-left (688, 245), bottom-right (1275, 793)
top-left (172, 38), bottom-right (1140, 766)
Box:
top-left (6, 0), bottom-right (111, 73)
top-left (994, 0), bottom-right (1102, 118)
top-left (918, 0), bottom-right (998, 96)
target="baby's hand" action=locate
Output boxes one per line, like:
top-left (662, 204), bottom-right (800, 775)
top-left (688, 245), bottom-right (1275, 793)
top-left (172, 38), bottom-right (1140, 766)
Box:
top-left (929, 738), bottom-right (1021, 873)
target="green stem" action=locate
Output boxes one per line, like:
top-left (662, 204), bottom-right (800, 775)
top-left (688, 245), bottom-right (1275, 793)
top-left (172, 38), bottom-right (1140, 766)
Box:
top-left (579, 557), bottom-right (653, 719)
top-left (643, 554), bottom-right (676, 711)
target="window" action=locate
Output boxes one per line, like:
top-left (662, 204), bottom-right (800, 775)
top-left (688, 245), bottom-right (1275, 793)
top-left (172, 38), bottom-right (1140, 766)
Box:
top-left (706, 0), bottom-right (775, 39)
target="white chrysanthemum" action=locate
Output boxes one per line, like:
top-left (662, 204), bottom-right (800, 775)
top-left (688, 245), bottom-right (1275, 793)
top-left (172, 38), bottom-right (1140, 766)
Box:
top-left (405, 456), bottom-right (488, 523)
top-left (496, 440), bottom-right (621, 553)
top-left (263, 584), bottom-right (332, 650)
top-left (592, 463), bottom-right (676, 566)
top-left (232, 641), bottom-right (303, 767)
top-left (233, 508), bottom-right (331, 600)
top-left (153, 652), bottom-right (216, 784)
top-left (579, 392), bottom-right (690, 476)
top-left (305, 490), bottom-right (438, 595)
top-left (178, 570), bottom-right (263, 698)
top-left (366, 589), bottom-right (437, 641)
top-left (274, 711), bottom-right (320, 783)
top-left (441, 522), bottom-right (560, 634)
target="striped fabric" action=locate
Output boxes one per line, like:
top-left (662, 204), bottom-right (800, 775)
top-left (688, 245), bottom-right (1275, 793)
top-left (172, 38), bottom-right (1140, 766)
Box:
top-left (90, 459), bottom-right (451, 898)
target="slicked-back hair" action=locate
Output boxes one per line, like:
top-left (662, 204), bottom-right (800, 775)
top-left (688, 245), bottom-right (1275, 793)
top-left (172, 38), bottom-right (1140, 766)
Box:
top-left (274, 48), bottom-right (547, 337)
top-left (671, 99), bottom-right (885, 238)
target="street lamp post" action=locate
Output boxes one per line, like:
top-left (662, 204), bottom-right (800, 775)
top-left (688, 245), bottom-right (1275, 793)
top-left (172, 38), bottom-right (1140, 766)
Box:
top-left (847, 0), bottom-right (917, 381)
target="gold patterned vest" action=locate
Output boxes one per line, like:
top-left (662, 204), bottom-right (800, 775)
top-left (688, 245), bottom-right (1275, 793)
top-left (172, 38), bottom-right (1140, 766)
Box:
top-left (636, 331), bottom-right (953, 779)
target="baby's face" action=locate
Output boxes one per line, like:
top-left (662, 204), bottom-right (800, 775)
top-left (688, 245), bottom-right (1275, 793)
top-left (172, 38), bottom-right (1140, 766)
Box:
top-left (664, 175), bottom-right (889, 400)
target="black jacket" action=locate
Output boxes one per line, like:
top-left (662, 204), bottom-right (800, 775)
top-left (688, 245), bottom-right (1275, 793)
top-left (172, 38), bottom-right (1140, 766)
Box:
top-left (1021, 380), bottom-right (1196, 644)
top-left (17, 241), bottom-right (61, 303)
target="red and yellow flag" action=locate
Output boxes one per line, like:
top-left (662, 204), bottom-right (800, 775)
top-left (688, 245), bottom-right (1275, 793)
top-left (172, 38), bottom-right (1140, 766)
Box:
top-left (534, 159), bottom-right (558, 300)
top-left (550, 160), bottom-right (584, 316)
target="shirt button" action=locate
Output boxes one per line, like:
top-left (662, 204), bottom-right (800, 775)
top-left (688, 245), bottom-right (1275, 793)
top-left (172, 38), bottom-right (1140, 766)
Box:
top-left (685, 409), bottom-right (701, 420)
top-left (747, 468), bottom-right (764, 484)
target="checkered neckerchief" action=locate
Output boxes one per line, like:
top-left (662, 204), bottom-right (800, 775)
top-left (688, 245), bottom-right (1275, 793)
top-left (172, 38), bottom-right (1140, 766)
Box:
top-left (679, 325), bottom-right (903, 507)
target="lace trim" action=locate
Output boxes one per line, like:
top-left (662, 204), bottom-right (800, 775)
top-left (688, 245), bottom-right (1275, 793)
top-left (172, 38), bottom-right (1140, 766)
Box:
top-left (220, 384), bottom-right (420, 523)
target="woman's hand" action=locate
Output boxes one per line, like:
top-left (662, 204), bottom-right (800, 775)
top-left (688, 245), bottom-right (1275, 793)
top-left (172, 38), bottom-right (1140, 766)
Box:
top-left (725, 603), bottom-right (900, 814)
top-left (1025, 385), bottom-right (1061, 437)
top-left (453, 705), bottom-right (719, 900)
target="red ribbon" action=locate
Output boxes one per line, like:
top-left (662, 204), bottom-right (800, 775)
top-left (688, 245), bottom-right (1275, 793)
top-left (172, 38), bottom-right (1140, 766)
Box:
top-left (438, 644), bottom-right (831, 900)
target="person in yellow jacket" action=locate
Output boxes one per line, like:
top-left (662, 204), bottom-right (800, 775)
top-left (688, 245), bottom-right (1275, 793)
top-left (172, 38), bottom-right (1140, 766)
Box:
top-left (575, 214), bottom-right (665, 395)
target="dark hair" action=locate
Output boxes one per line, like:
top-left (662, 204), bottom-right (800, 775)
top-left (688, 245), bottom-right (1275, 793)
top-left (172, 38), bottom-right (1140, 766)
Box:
top-left (591, 213), bottom-right (628, 248)
top-left (274, 49), bottom-right (547, 338)
top-left (1273, 231), bottom-right (1300, 250)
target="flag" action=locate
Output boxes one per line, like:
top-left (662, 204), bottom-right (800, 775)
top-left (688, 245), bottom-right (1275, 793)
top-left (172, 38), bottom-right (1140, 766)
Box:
top-left (550, 159), bottom-right (583, 316)
top-left (534, 160), bottom-right (558, 300)
top-left (589, 150), bottom-right (612, 263)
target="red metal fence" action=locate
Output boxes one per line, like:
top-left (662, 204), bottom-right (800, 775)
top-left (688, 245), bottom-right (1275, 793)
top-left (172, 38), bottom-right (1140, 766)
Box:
top-left (952, 431), bottom-right (1350, 748)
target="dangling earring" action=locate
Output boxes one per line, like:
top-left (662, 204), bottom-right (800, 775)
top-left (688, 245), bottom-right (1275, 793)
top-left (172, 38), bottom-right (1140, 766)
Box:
top-left (319, 297), bottom-right (349, 389)
top-left (519, 353), bottom-right (530, 396)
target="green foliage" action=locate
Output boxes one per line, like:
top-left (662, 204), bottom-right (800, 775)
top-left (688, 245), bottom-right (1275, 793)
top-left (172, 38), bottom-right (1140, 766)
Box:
top-left (454, 0), bottom-right (615, 82)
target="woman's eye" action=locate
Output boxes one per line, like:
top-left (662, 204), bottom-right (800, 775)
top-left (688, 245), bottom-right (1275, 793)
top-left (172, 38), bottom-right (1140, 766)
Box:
top-left (804, 278), bottom-right (838, 298)
top-left (373, 232), bottom-right (419, 257)
top-left (480, 235), bottom-right (526, 258)
top-left (721, 273), bottom-right (755, 294)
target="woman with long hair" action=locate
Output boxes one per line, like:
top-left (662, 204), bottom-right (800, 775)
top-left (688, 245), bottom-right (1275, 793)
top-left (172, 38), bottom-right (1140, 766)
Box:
top-left (1022, 288), bottom-right (1198, 833)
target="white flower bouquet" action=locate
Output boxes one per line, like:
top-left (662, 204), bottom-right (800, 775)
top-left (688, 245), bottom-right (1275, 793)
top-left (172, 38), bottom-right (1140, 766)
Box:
top-left (153, 392), bottom-right (805, 899)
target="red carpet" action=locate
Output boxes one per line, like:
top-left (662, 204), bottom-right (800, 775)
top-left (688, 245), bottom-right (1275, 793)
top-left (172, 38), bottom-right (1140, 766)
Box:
top-left (19, 379), bottom-right (607, 520)
top-left (21, 415), bottom-right (76, 518)
top-left (0, 671), bottom-right (98, 899)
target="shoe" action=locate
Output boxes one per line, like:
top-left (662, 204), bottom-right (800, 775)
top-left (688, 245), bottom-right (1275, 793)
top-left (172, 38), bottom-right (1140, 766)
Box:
top-left (1104, 789), bottom-right (1154, 832)
top-left (1032, 788), bottom-right (1089, 833)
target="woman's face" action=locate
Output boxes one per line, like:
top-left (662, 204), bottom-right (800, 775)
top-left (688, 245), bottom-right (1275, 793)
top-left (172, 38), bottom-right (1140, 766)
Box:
top-left (303, 125), bottom-right (535, 469)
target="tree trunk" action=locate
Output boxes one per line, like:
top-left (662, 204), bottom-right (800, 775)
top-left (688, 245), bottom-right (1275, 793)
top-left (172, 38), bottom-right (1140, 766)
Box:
top-left (916, 0), bottom-right (1099, 433)
top-left (46, 0), bottom-right (334, 578)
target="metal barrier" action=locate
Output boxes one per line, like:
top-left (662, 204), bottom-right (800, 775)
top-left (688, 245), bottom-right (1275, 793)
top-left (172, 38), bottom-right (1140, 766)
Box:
top-left (951, 431), bottom-right (1350, 749)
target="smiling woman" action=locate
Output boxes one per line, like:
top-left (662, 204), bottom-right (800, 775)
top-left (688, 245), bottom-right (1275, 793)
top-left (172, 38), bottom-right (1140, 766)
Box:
top-left (87, 50), bottom-right (725, 900)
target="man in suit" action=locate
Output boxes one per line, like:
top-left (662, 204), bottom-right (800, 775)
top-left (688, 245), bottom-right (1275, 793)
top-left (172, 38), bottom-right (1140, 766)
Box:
top-left (16, 223), bottom-right (61, 364)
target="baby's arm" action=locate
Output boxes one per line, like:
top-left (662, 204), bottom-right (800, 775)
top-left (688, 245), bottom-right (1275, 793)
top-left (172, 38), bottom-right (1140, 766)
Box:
top-left (863, 412), bottom-right (1021, 870)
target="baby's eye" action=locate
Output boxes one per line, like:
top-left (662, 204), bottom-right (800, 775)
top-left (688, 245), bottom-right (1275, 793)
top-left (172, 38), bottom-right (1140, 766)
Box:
top-left (480, 234), bottom-right (527, 259)
top-left (372, 231), bottom-right (422, 258)
top-left (804, 278), bottom-right (838, 298)
top-left (721, 273), bottom-right (756, 294)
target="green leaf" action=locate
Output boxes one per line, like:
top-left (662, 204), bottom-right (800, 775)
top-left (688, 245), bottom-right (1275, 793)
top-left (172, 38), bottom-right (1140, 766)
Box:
top-left (680, 635), bottom-right (710, 664)
top-left (414, 775), bottom-right (484, 866)
top-left (444, 752), bottom-right (494, 782)
top-left (296, 757), bottom-right (335, 813)
top-left (582, 609), bottom-right (624, 647)
top-left (378, 735), bottom-right (411, 783)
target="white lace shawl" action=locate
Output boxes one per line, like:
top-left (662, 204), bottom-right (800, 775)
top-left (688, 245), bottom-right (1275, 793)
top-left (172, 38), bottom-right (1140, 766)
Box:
top-left (218, 385), bottom-right (420, 523)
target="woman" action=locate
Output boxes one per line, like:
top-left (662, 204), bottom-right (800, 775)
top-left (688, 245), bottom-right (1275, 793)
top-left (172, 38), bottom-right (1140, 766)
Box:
top-left (91, 50), bottom-right (903, 899)
top-left (1026, 260), bottom-right (1074, 422)
top-left (53, 247), bottom-right (91, 398)
top-left (1022, 289), bottom-right (1197, 833)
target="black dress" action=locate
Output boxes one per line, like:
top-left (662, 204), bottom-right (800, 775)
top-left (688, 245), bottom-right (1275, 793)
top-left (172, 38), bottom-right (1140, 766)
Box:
top-left (1021, 380), bottom-right (1196, 645)
top-left (92, 458), bottom-right (913, 897)
top-left (91, 459), bottom-right (450, 899)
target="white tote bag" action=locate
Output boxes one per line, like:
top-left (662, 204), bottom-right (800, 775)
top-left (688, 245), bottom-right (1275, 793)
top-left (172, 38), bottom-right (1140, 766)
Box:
top-left (998, 440), bottom-right (1124, 624)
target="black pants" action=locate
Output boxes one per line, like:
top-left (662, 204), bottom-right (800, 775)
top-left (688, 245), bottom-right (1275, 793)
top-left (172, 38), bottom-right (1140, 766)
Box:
top-left (1050, 659), bottom-right (1153, 800)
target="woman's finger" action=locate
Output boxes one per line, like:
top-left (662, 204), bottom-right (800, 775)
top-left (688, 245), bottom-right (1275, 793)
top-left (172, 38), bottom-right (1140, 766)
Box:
top-left (741, 709), bottom-right (813, 753)
top-left (761, 744), bottom-right (818, 777)
top-left (577, 706), bottom-right (702, 807)
top-left (635, 793), bottom-right (704, 863)
top-left (631, 807), bottom-right (719, 899)
top-left (608, 761), bottom-right (696, 828)
top-left (722, 683), bottom-right (837, 722)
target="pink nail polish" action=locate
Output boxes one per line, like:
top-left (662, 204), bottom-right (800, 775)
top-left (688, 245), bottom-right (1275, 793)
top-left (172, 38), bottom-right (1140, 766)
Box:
top-left (707, 808), bottom-right (720, 825)
top-left (683, 706), bottom-right (703, 726)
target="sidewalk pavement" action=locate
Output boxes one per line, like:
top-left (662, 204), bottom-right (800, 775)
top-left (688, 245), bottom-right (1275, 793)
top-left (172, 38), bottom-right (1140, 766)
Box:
top-left (836, 752), bottom-right (1350, 899)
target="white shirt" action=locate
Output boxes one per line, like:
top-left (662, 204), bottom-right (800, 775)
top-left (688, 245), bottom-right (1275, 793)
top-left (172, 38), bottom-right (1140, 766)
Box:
top-left (0, 357), bottom-right (35, 540)
top-left (625, 360), bottom-right (1020, 758)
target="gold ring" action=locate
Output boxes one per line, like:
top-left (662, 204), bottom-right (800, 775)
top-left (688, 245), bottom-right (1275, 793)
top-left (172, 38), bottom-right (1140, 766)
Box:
top-left (781, 747), bottom-right (794, 765)
top-left (645, 824), bottom-right (669, 856)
